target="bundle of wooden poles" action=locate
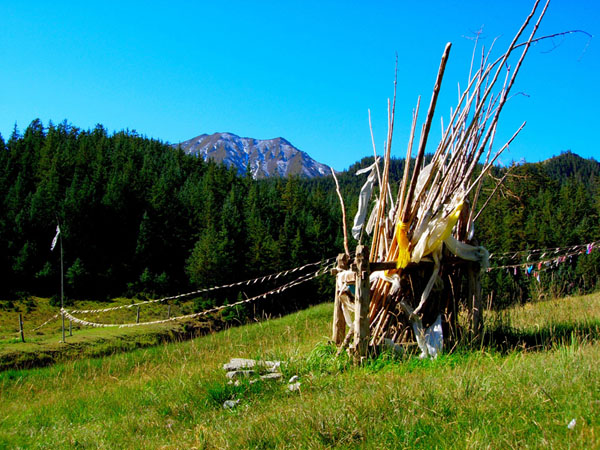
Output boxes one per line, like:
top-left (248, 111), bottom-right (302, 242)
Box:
top-left (333, 0), bottom-right (551, 357)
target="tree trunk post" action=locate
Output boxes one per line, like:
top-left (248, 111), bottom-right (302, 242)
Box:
top-left (353, 245), bottom-right (371, 362)
top-left (332, 253), bottom-right (350, 345)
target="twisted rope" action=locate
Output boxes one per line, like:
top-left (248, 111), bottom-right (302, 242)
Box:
top-left (63, 264), bottom-right (332, 328)
top-left (67, 257), bottom-right (336, 314)
top-left (489, 240), bottom-right (598, 261)
top-left (487, 241), bottom-right (597, 271)
top-left (1, 313), bottom-right (60, 339)
top-left (30, 314), bottom-right (60, 332)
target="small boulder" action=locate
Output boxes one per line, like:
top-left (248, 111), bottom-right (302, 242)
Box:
top-left (223, 399), bottom-right (240, 409)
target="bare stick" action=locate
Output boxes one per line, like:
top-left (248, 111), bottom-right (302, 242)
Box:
top-left (331, 168), bottom-right (350, 256)
top-left (473, 165), bottom-right (513, 222)
top-left (397, 97), bottom-right (421, 216)
top-left (402, 42), bottom-right (452, 223)
top-left (465, 121), bottom-right (526, 200)
top-left (371, 61), bottom-right (398, 261)
top-left (368, 109), bottom-right (382, 189)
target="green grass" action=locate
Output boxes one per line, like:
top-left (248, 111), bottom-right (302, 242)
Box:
top-left (1, 295), bottom-right (600, 448)
top-left (0, 297), bottom-right (218, 370)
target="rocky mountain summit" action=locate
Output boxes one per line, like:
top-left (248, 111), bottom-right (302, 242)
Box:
top-left (175, 132), bottom-right (330, 178)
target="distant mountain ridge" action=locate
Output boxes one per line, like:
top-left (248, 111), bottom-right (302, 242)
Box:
top-left (175, 132), bottom-right (330, 179)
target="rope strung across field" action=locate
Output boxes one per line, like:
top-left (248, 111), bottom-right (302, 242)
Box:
top-left (62, 264), bottom-right (332, 328)
top-left (487, 240), bottom-right (598, 271)
top-left (489, 240), bottom-right (598, 262)
top-left (66, 256), bottom-right (337, 315)
top-left (2, 313), bottom-right (60, 339)
top-left (29, 314), bottom-right (60, 332)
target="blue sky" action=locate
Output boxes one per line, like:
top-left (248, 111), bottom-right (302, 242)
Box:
top-left (1, 0), bottom-right (597, 171)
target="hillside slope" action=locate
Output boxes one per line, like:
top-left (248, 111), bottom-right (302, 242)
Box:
top-left (1, 294), bottom-right (599, 448)
top-left (541, 150), bottom-right (600, 185)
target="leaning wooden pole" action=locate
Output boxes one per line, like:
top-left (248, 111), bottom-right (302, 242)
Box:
top-left (401, 43), bottom-right (452, 224)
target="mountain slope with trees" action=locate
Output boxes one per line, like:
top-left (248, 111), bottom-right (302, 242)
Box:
top-left (1, 120), bottom-right (598, 311)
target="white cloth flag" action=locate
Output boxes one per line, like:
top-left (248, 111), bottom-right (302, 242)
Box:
top-left (351, 159), bottom-right (379, 240)
top-left (51, 225), bottom-right (60, 251)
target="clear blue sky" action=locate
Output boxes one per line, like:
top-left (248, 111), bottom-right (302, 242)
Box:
top-left (1, 0), bottom-right (597, 171)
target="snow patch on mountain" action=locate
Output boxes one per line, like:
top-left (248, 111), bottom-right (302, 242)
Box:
top-left (174, 132), bottom-right (331, 179)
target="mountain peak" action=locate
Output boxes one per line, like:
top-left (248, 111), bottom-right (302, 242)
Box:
top-left (175, 132), bottom-right (330, 179)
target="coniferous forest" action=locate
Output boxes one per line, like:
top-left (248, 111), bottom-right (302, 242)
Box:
top-left (1, 119), bottom-right (599, 312)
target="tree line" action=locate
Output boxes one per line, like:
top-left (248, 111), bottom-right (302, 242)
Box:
top-left (1, 120), bottom-right (598, 311)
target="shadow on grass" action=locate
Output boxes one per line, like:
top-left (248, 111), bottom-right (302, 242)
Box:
top-left (480, 320), bottom-right (600, 353)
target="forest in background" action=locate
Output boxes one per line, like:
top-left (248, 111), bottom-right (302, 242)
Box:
top-left (1, 120), bottom-right (599, 312)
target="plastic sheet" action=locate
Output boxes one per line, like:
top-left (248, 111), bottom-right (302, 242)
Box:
top-left (412, 314), bottom-right (443, 359)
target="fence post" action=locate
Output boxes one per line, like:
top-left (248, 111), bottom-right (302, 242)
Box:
top-left (61, 311), bottom-right (66, 342)
top-left (19, 313), bottom-right (25, 343)
top-left (332, 253), bottom-right (350, 345)
top-left (69, 319), bottom-right (73, 337)
top-left (136, 306), bottom-right (140, 324)
top-left (353, 245), bottom-right (371, 362)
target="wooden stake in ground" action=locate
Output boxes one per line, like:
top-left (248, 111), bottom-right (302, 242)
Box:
top-left (332, 253), bottom-right (350, 345)
top-left (19, 313), bottom-right (25, 343)
top-left (353, 245), bottom-right (370, 361)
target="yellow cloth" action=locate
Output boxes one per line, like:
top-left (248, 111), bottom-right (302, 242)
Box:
top-left (428, 200), bottom-right (464, 255)
top-left (395, 221), bottom-right (411, 269)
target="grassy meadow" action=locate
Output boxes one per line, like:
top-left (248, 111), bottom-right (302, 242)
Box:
top-left (1, 293), bottom-right (600, 448)
top-left (0, 297), bottom-right (218, 371)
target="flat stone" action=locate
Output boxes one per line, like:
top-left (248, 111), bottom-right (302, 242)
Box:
top-left (223, 358), bottom-right (257, 371)
top-left (223, 358), bottom-right (281, 371)
top-left (226, 370), bottom-right (255, 379)
top-left (260, 372), bottom-right (283, 381)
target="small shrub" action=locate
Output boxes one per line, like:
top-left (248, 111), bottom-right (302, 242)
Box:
top-left (193, 297), bottom-right (214, 313)
top-left (0, 299), bottom-right (15, 311)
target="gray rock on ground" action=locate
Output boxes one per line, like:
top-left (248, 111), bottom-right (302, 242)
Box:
top-left (223, 358), bottom-right (281, 371)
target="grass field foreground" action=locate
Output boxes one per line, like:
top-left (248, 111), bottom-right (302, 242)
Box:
top-left (1, 294), bottom-right (599, 448)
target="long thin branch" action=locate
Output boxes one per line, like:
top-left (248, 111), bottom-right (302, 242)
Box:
top-left (331, 168), bottom-right (350, 256)
top-left (473, 165), bottom-right (513, 222)
top-left (401, 42), bottom-right (452, 223)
